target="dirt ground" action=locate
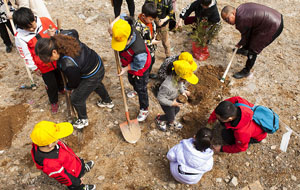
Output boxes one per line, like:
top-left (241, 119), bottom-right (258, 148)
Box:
top-left (0, 0), bottom-right (299, 189)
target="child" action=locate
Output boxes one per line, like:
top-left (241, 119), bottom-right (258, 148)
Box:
top-left (167, 127), bottom-right (214, 184)
top-left (0, 0), bottom-right (14, 53)
top-left (208, 96), bottom-right (267, 153)
top-left (112, 0), bottom-right (135, 18)
top-left (147, 0), bottom-right (175, 58)
top-left (156, 60), bottom-right (198, 131)
top-left (135, 2), bottom-right (160, 79)
top-left (177, 0), bottom-right (221, 44)
top-left (109, 14), bottom-right (151, 122)
top-left (35, 30), bottom-right (114, 129)
top-left (30, 121), bottom-right (96, 190)
top-left (15, 0), bottom-right (52, 20)
top-left (13, 7), bottom-right (64, 114)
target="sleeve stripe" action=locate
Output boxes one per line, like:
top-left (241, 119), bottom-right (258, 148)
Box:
top-left (49, 166), bottom-right (64, 177)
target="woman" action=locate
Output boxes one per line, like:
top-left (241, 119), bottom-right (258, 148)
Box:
top-left (35, 30), bottom-right (114, 129)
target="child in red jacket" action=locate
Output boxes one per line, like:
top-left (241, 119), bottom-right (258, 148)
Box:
top-left (208, 96), bottom-right (267, 153)
top-left (30, 121), bottom-right (96, 190)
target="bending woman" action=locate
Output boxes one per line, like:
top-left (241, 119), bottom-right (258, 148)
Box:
top-left (35, 30), bottom-right (114, 129)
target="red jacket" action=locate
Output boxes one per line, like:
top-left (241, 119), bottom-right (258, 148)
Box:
top-left (15, 17), bottom-right (58, 73)
top-left (31, 141), bottom-right (82, 187)
top-left (208, 96), bottom-right (267, 153)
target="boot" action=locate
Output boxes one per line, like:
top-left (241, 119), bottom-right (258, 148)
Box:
top-left (233, 68), bottom-right (250, 79)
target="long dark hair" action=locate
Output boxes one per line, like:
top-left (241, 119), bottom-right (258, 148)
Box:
top-left (35, 34), bottom-right (81, 63)
top-left (194, 127), bottom-right (212, 152)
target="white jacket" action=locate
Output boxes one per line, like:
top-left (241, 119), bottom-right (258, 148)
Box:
top-left (15, 0), bottom-right (52, 20)
top-left (167, 138), bottom-right (214, 184)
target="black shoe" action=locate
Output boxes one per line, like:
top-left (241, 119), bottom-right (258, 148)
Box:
top-left (6, 44), bottom-right (12, 53)
top-left (83, 184), bottom-right (96, 190)
top-left (84, 160), bottom-right (95, 174)
top-left (234, 48), bottom-right (248, 56)
top-left (149, 73), bottom-right (158, 79)
top-left (233, 69), bottom-right (250, 79)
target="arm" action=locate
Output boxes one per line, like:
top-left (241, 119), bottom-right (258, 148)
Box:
top-left (15, 36), bottom-right (38, 71)
top-left (221, 133), bottom-right (250, 153)
top-left (179, 1), bottom-right (197, 20)
top-left (46, 165), bottom-right (81, 187)
top-left (157, 85), bottom-right (173, 106)
top-left (60, 59), bottom-right (81, 89)
top-left (167, 144), bottom-right (179, 162)
top-left (235, 18), bottom-right (252, 47)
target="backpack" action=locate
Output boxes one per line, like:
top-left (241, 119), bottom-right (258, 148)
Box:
top-left (235, 103), bottom-right (279, 134)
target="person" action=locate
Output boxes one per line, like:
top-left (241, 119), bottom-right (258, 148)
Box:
top-left (156, 60), bottom-right (198, 131)
top-left (157, 51), bottom-right (196, 82)
top-left (35, 30), bottom-right (114, 129)
top-left (221, 3), bottom-right (283, 79)
top-left (112, 0), bottom-right (135, 18)
top-left (15, 0), bottom-right (52, 20)
top-left (208, 96), bottom-right (267, 153)
top-left (177, 0), bottom-right (221, 44)
top-left (135, 2), bottom-right (160, 79)
top-left (30, 121), bottom-right (96, 190)
top-left (167, 127), bottom-right (214, 184)
top-left (146, 0), bottom-right (175, 58)
top-left (13, 7), bottom-right (64, 114)
top-left (0, 0), bottom-right (14, 53)
top-left (109, 14), bottom-right (151, 122)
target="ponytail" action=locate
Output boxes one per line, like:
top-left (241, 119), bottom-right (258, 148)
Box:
top-left (194, 127), bottom-right (212, 152)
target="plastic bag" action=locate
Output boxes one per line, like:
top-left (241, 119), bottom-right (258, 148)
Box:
top-left (192, 42), bottom-right (209, 61)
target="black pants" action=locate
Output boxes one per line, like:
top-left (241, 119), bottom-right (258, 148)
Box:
top-left (244, 15), bottom-right (284, 73)
top-left (68, 159), bottom-right (85, 190)
top-left (0, 21), bottom-right (13, 47)
top-left (128, 69), bottom-right (149, 110)
top-left (160, 104), bottom-right (180, 123)
top-left (71, 64), bottom-right (112, 119)
top-left (221, 129), bottom-right (260, 145)
top-left (148, 55), bottom-right (155, 74)
top-left (113, 0), bottom-right (135, 17)
top-left (42, 69), bottom-right (64, 104)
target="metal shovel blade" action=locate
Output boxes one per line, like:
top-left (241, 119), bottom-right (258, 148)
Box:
top-left (119, 118), bottom-right (141, 144)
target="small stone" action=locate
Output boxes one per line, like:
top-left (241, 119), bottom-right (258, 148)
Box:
top-left (30, 172), bottom-right (41, 178)
top-left (261, 139), bottom-right (267, 143)
top-left (241, 186), bottom-right (249, 190)
top-left (271, 145), bottom-right (277, 150)
top-left (245, 162), bottom-right (250, 167)
top-left (224, 176), bottom-right (231, 183)
top-left (169, 183), bottom-right (176, 189)
top-left (282, 187), bottom-right (287, 190)
top-left (114, 121), bottom-right (118, 125)
top-left (120, 151), bottom-right (124, 155)
top-left (78, 13), bottom-right (86, 19)
top-left (291, 175), bottom-right (297, 181)
top-left (150, 130), bottom-right (158, 136)
top-left (0, 150), bottom-right (4, 154)
top-left (166, 132), bottom-right (171, 136)
top-left (247, 151), bottom-right (251, 155)
top-left (248, 180), bottom-right (263, 190)
top-left (85, 15), bottom-right (99, 24)
top-left (230, 177), bottom-right (238, 186)
top-left (97, 175), bottom-right (105, 181)
top-left (216, 178), bottom-right (222, 183)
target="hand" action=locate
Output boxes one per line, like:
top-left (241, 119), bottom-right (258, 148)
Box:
top-left (47, 25), bottom-right (56, 37)
top-left (34, 70), bottom-right (42, 76)
top-left (158, 17), bottom-right (169, 26)
top-left (7, 12), bottom-right (13, 19)
top-left (212, 145), bottom-right (221, 152)
top-left (176, 18), bottom-right (183, 29)
top-left (172, 99), bottom-right (183, 107)
top-left (152, 39), bottom-right (160, 45)
top-left (118, 66), bottom-right (129, 76)
top-left (183, 90), bottom-right (191, 98)
top-left (235, 44), bottom-right (241, 48)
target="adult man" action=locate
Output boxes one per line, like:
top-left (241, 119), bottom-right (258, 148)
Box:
top-left (221, 3), bottom-right (283, 79)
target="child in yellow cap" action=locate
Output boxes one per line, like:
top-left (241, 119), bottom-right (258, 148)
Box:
top-left (156, 60), bottom-right (198, 131)
top-left (30, 121), bottom-right (96, 190)
top-left (109, 13), bottom-right (152, 122)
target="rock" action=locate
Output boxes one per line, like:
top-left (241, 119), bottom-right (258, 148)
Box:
top-left (78, 13), bottom-right (86, 19)
top-left (119, 151), bottom-right (124, 155)
top-left (30, 171), bottom-right (41, 178)
top-left (291, 175), bottom-right (297, 181)
top-left (168, 183), bottom-right (176, 189)
top-left (261, 139), bottom-right (267, 143)
top-left (271, 145), bottom-right (277, 150)
top-left (282, 187), bottom-right (287, 190)
top-left (230, 177), bottom-right (238, 187)
top-left (0, 150), bottom-right (4, 154)
top-left (241, 186), bottom-right (250, 190)
top-left (114, 121), bottom-right (118, 125)
top-left (149, 130), bottom-right (158, 136)
top-left (247, 151), bottom-right (251, 155)
top-left (245, 162), bottom-right (250, 167)
top-left (248, 180), bottom-right (263, 190)
top-left (166, 132), bottom-right (171, 136)
top-left (292, 116), bottom-right (297, 120)
top-left (224, 176), bottom-right (231, 183)
top-left (216, 178), bottom-right (222, 183)
top-left (97, 175), bottom-right (105, 180)
top-left (85, 15), bottom-right (99, 24)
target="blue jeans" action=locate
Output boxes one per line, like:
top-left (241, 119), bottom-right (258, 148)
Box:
top-left (71, 64), bottom-right (111, 119)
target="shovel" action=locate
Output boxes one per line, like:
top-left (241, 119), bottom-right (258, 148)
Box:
top-left (220, 47), bottom-right (238, 83)
top-left (113, 50), bottom-right (141, 143)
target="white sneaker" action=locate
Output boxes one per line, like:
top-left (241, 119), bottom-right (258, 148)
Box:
top-left (97, 100), bottom-right (114, 108)
top-left (73, 119), bottom-right (89, 129)
top-left (137, 109), bottom-right (149, 122)
top-left (127, 91), bottom-right (137, 98)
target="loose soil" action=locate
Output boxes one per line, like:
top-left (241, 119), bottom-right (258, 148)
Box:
top-left (0, 0), bottom-right (299, 189)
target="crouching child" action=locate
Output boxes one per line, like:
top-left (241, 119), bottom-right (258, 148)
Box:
top-left (167, 127), bottom-right (214, 184)
top-left (156, 60), bottom-right (198, 131)
top-left (30, 121), bottom-right (96, 190)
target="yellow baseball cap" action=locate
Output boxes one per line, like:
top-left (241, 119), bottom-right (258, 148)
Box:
top-left (30, 121), bottom-right (73, 146)
top-left (111, 19), bottom-right (131, 51)
top-left (173, 60), bottom-right (199, 84)
top-left (178, 52), bottom-right (197, 71)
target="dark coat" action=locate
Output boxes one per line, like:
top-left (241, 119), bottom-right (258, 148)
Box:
top-left (235, 3), bottom-right (282, 54)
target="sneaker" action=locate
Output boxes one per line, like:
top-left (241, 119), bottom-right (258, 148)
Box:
top-left (127, 91), bottom-right (137, 98)
top-left (73, 119), bottom-right (89, 129)
top-left (51, 103), bottom-right (59, 114)
top-left (137, 109), bottom-right (149, 122)
top-left (155, 115), bottom-right (167, 131)
top-left (168, 121), bottom-right (183, 130)
top-left (84, 160), bottom-right (95, 173)
top-left (83, 184), bottom-right (96, 190)
top-left (233, 69), bottom-right (250, 79)
top-left (97, 100), bottom-right (114, 108)
top-left (6, 44), bottom-right (12, 53)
